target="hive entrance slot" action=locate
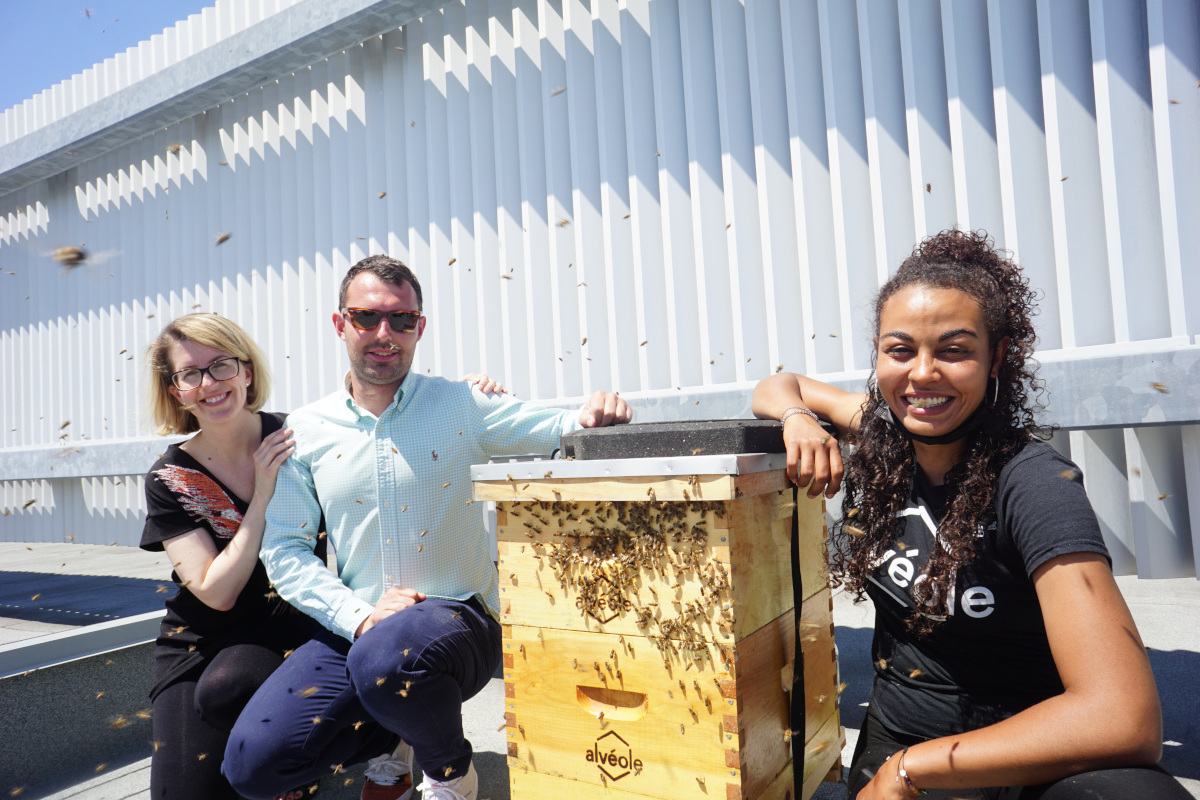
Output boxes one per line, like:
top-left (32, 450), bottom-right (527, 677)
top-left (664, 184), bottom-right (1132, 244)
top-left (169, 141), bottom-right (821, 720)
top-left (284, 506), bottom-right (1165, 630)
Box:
top-left (576, 685), bottom-right (649, 721)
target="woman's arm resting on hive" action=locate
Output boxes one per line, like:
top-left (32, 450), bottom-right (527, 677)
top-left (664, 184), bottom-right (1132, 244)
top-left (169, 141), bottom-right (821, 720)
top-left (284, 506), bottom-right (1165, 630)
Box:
top-left (752, 372), bottom-right (866, 498)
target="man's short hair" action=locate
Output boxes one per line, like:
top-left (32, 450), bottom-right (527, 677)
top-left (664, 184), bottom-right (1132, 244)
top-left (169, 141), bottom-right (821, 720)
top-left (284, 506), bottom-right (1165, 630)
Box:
top-left (339, 255), bottom-right (424, 312)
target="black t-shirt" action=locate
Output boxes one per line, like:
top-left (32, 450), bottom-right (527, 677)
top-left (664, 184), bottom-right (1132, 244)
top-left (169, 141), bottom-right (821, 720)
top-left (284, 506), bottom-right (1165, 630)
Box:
top-left (140, 411), bottom-right (314, 698)
top-left (866, 440), bottom-right (1111, 740)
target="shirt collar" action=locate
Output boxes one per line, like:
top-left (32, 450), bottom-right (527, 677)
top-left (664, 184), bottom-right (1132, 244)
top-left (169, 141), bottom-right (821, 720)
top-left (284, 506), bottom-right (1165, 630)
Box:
top-left (340, 370), bottom-right (415, 419)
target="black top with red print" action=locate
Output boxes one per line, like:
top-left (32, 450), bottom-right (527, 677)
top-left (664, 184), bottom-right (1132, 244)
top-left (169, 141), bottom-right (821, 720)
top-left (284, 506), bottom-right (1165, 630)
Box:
top-left (866, 440), bottom-right (1110, 740)
top-left (140, 412), bottom-right (315, 698)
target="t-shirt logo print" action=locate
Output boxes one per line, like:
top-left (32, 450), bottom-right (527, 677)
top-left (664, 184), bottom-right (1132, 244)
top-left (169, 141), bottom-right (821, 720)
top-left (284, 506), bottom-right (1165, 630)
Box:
top-left (155, 465), bottom-right (242, 539)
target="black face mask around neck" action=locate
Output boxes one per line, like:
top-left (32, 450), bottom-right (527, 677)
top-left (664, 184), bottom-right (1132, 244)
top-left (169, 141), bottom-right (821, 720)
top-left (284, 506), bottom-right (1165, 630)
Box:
top-left (875, 377), bottom-right (996, 445)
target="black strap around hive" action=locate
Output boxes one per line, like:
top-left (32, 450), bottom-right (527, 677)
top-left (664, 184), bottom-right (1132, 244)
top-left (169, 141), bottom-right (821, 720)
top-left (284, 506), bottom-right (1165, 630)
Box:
top-left (789, 485), bottom-right (805, 795)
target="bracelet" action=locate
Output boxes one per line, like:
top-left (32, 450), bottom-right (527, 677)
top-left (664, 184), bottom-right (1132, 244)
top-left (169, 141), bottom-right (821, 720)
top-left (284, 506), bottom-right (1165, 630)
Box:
top-left (895, 746), bottom-right (927, 797)
top-left (780, 406), bottom-right (820, 426)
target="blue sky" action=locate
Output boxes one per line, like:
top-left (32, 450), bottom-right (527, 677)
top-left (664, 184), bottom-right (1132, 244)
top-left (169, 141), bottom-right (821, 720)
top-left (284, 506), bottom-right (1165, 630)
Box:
top-left (0, 0), bottom-right (210, 114)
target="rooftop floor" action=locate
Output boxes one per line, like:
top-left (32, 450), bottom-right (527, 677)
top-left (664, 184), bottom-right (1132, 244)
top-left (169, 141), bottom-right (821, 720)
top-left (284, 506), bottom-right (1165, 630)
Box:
top-left (2, 543), bottom-right (1196, 799)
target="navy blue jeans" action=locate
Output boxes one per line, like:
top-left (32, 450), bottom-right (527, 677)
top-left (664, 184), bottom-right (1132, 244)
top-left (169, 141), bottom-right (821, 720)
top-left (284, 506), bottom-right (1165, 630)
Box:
top-left (222, 598), bottom-right (501, 800)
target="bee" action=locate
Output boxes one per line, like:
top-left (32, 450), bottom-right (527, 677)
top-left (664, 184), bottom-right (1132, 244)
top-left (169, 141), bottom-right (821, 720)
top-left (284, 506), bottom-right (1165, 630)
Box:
top-left (353, 720), bottom-right (365, 730)
top-left (418, 545), bottom-right (424, 552)
top-left (443, 766), bottom-right (454, 778)
top-left (443, 482), bottom-right (451, 488)
top-left (22, 499), bottom-right (36, 509)
top-left (283, 649), bottom-right (294, 658)
top-left (52, 246), bottom-right (88, 268)
top-left (1151, 382), bottom-right (1169, 393)
top-left (30, 593), bottom-right (40, 601)
top-left (375, 677), bottom-right (387, 687)
top-left (311, 716), bottom-right (323, 725)
top-left (95, 764), bottom-right (107, 773)
top-left (432, 451), bottom-right (438, 460)
top-left (109, 715), bottom-right (130, 729)
top-left (135, 709), bottom-right (152, 720)
top-left (844, 524), bottom-right (867, 537)
top-left (300, 686), bottom-right (320, 698)
top-left (215, 232), bottom-right (232, 246)
top-left (808, 740), bottom-right (830, 755)
top-left (909, 669), bottom-right (923, 679)
top-left (96, 691), bottom-right (105, 700)
top-left (197, 753), bottom-right (208, 761)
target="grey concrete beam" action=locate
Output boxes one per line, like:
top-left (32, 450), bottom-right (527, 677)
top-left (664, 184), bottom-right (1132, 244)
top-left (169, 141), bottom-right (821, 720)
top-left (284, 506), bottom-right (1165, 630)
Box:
top-left (0, 610), bottom-right (163, 679)
top-left (0, 0), bottom-right (450, 195)
top-left (1, 345), bottom-right (1197, 482)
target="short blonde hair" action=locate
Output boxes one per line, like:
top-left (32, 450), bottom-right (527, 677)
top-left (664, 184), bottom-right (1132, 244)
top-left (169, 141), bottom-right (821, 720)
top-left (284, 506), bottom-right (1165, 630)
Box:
top-left (145, 314), bottom-right (272, 435)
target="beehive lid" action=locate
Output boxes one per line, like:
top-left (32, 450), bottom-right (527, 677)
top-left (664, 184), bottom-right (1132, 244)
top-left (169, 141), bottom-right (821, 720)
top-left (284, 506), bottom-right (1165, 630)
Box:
top-left (559, 419), bottom-right (786, 461)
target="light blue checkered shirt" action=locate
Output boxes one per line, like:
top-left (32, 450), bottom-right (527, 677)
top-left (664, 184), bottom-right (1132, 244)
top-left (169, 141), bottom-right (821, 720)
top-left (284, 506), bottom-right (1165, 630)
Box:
top-left (262, 372), bottom-right (578, 641)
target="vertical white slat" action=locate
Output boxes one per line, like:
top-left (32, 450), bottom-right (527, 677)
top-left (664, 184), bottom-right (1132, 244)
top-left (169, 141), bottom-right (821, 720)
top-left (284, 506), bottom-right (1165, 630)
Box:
top-left (1037, 0), bottom-right (1114, 348)
top-left (464, 0), bottom-right (507, 381)
top-left (422, 11), bottom-right (459, 378)
top-left (1146, 0), bottom-right (1200, 339)
top-left (344, 43), bottom-right (371, 270)
top-left (857, 0), bottom-right (915, 282)
top-left (512, 0), bottom-right (558, 399)
top-left (617, 0), bottom-right (671, 391)
top-left (401, 20), bottom-right (434, 382)
top-left (441, 2), bottom-right (483, 377)
top-left (1125, 426), bottom-right (1195, 578)
top-left (745, 0), bottom-right (802, 378)
top-left (1089, 0), bottom-right (1170, 343)
top-left (711, 0), bottom-right (767, 385)
top-left (987, 0), bottom-right (1062, 349)
top-left (538, 0), bottom-right (583, 398)
top-left (940, 0), bottom-right (1005, 243)
top-left (361, 35), bottom-right (389, 261)
top-left (272, 72), bottom-right (300, 411)
top-left (898, 0), bottom-right (957, 240)
top-left (593, 0), bottom-right (641, 393)
top-left (817, 0), bottom-right (876, 370)
top-left (308, 59), bottom-right (340, 388)
top-left (647, 0), bottom-right (702, 390)
top-left (381, 28), bottom-right (412, 266)
top-left (677, 0), bottom-right (736, 385)
top-left (562, 0), bottom-right (610, 395)
top-left (290, 67), bottom-right (326, 406)
top-left (259, 79), bottom-right (285, 414)
top-left (1069, 429), bottom-right (1136, 574)
top-left (487, 2), bottom-right (534, 394)
top-left (779, 0), bottom-right (837, 376)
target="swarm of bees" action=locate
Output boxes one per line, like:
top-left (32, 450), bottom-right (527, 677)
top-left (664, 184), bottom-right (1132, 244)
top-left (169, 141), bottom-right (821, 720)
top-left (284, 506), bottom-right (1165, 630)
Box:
top-left (516, 498), bottom-right (733, 668)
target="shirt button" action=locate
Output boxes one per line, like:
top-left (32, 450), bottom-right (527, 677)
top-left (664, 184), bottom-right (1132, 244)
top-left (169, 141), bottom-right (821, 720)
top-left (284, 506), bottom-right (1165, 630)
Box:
top-left (386, 538), bottom-right (392, 544)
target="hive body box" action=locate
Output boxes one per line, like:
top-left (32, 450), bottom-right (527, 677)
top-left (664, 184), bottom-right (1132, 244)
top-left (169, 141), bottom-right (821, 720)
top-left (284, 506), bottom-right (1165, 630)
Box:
top-left (472, 454), bottom-right (843, 800)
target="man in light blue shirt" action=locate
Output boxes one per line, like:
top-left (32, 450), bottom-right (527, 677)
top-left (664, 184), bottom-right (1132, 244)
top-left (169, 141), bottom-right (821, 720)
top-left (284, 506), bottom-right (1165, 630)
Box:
top-left (225, 256), bottom-right (630, 800)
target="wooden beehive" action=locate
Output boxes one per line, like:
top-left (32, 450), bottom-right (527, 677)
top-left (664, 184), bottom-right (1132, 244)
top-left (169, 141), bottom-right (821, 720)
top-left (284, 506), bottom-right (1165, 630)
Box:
top-left (472, 454), bottom-right (843, 800)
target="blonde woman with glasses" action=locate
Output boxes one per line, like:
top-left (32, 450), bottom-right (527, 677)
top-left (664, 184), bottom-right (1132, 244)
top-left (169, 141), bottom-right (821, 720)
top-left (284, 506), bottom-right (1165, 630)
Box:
top-left (142, 313), bottom-right (318, 800)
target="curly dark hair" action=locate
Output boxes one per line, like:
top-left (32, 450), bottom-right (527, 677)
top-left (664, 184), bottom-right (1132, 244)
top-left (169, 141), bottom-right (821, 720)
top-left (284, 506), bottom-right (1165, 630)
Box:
top-left (830, 229), bottom-right (1049, 633)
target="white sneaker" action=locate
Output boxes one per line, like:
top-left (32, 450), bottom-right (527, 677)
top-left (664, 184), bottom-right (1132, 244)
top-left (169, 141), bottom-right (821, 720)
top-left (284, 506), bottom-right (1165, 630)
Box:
top-left (414, 761), bottom-right (477, 800)
top-left (362, 739), bottom-right (414, 800)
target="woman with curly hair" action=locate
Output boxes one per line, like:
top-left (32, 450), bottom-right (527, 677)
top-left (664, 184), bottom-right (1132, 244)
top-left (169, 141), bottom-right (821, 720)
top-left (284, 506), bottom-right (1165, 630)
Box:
top-left (753, 230), bottom-right (1189, 799)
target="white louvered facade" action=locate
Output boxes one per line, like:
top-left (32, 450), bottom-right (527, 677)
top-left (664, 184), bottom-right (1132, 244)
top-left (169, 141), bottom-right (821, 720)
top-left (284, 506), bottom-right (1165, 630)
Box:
top-left (1, 0), bottom-right (1197, 577)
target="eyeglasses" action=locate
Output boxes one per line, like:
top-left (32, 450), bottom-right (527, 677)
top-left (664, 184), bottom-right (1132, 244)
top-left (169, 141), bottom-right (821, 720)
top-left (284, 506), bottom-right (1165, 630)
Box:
top-left (341, 307), bottom-right (422, 334)
top-left (170, 357), bottom-right (242, 391)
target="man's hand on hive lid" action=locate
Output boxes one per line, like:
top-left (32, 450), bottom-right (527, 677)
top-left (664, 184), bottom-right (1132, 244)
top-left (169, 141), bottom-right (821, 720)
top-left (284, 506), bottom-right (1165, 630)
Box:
top-left (355, 586), bottom-right (426, 639)
top-left (460, 373), bottom-right (508, 395)
top-left (579, 390), bottom-right (633, 428)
